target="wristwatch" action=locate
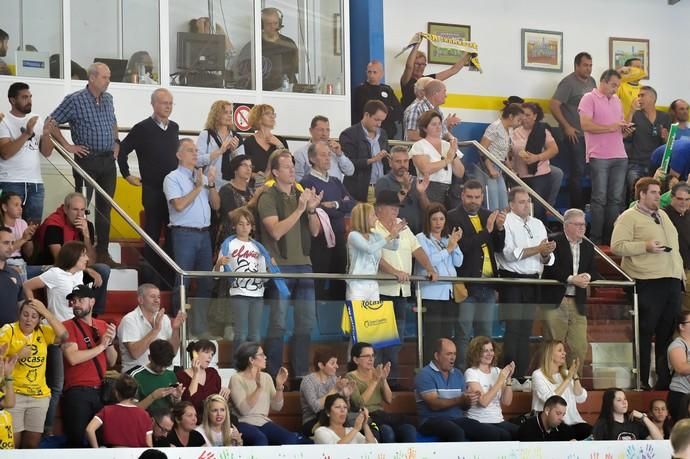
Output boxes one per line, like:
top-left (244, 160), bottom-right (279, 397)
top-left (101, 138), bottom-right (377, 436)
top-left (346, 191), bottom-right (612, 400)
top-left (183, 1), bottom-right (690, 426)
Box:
top-left (204, 183), bottom-right (216, 189)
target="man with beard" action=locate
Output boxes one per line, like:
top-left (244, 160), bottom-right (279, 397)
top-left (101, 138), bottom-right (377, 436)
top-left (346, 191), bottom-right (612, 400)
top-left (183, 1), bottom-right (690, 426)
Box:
top-left (0, 82), bottom-right (55, 222)
top-left (60, 284), bottom-right (117, 447)
top-left (374, 145), bottom-right (430, 234)
top-left (447, 180), bottom-right (505, 368)
top-left (669, 99), bottom-right (690, 139)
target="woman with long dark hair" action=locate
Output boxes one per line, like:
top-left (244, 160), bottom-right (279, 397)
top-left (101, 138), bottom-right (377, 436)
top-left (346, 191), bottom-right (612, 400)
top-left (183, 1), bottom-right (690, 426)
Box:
top-left (510, 102), bottom-right (564, 220)
top-left (415, 203), bottom-right (463, 363)
top-left (592, 388), bottom-right (662, 440)
top-left (648, 399), bottom-right (671, 438)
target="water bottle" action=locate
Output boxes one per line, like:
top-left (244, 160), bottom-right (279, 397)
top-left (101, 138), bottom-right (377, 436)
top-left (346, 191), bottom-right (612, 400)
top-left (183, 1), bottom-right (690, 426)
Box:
top-left (281, 74), bottom-right (290, 92)
top-left (334, 76), bottom-right (342, 95)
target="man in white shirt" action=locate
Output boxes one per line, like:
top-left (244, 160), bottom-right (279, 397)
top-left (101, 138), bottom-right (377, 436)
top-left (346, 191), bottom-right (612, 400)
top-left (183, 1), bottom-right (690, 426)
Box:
top-left (293, 115), bottom-right (354, 182)
top-left (117, 283), bottom-right (186, 373)
top-left (0, 82), bottom-right (54, 222)
top-left (496, 187), bottom-right (555, 381)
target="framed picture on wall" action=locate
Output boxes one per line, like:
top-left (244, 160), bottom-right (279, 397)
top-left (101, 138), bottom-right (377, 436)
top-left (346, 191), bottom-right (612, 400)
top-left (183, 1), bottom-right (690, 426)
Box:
top-left (427, 22), bottom-right (471, 65)
top-left (521, 29), bottom-right (563, 72)
top-left (609, 37), bottom-right (650, 78)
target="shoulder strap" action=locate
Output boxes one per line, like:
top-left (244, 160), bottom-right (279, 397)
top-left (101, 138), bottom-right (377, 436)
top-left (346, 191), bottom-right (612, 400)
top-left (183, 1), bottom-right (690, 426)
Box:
top-left (71, 317), bottom-right (105, 381)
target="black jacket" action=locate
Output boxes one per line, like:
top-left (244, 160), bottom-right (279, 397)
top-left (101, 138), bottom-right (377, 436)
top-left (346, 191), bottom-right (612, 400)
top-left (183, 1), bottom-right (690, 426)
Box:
top-left (339, 123), bottom-right (390, 202)
top-left (447, 206), bottom-right (505, 294)
top-left (541, 232), bottom-right (600, 315)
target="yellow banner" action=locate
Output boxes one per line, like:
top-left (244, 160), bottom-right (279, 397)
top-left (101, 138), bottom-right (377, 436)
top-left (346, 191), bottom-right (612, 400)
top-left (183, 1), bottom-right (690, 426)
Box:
top-left (341, 300), bottom-right (400, 349)
top-left (398, 32), bottom-right (483, 73)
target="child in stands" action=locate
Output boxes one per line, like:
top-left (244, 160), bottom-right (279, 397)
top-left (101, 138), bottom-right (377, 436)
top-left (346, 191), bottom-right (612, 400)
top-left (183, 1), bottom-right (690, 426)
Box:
top-left (215, 207), bottom-right (287, 347)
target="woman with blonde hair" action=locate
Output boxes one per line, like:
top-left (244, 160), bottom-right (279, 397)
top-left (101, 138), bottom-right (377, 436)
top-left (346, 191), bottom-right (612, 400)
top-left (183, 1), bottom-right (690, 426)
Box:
top-left (464, 336), bottom-right (516, 440)
top-left (196, 100), bottom-right (244, 189)
top-left (243, 104), bottom-right (288, 185)
top-left (196, 394), bottom-right (243, 446)
top-left (346, 202), bottom-right (404, 301)
top-left (531, 340), bottom-right (591, 439)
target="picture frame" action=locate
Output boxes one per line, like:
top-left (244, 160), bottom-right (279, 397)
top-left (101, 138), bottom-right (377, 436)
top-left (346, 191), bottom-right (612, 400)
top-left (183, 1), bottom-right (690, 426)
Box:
top-left (427, 22), bottom-right (471, 65)
top-left (521, 28), bottom-right (563, 72)
top-left (609, 37), bottom-right (649, 78)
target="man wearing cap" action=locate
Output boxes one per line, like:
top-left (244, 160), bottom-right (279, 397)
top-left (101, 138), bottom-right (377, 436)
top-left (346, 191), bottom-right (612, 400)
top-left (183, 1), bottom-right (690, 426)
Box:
top-left (117, 88), bottom-right (180, 287)
top-left (294, 115), bottom-right (354, 182)
top-left (60, 284), bottom-right (117, 447)
top-left (117, 283), bottom-right (186, 373)
top-left (163, 138), bottom-right (220, 336)
top-left (374, 189), bottom-right (437, 381)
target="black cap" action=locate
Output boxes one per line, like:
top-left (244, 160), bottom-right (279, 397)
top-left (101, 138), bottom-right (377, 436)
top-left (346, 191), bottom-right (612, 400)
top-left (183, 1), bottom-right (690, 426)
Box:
top-left (374, 190), bottom-right (403, 207)
top-left (66, 284), bottom-right (95, 300)
top-left (228, 154), bottom-right (251, 178)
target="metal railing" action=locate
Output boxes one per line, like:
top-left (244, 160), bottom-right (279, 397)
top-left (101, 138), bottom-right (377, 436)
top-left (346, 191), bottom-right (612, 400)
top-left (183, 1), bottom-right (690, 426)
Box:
top-left (49, 132), bottom-right (643, 388)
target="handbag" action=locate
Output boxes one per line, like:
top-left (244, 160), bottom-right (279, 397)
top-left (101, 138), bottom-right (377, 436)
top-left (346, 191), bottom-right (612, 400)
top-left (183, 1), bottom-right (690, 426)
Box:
top-left (71, 318), bottom-right (119, 405)
top-left (453, 282), bottom-right (469, 303)
top-left (341, 300), bottom-right (400, 349)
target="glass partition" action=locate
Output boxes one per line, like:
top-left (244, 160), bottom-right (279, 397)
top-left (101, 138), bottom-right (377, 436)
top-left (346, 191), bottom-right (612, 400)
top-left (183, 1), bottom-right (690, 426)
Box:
top-left (169, 0), bottom-right (255, 89)
top-left (259, 0), bottom-right (346, 94)
top-left (0, 0), bottom-right (63, 79)
top-left (71, 0), bottom-right (160, 84)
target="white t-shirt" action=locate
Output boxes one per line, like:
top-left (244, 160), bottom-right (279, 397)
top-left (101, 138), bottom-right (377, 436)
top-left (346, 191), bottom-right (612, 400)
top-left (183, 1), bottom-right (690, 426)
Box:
top-left (39, 267), bottom-right (84, 321)
top-left (409, 138), bottom-right (463, 185)
top-left (218, 238), bottom-right (267, 297)
top-left (464, 366), bottom-right (504, 423)
top-left (0, 112), bottom-right (45, 183)
top-left (313, 426), bottom-right (372, 444)
top-left (117, 306), bottom-right (173, 372)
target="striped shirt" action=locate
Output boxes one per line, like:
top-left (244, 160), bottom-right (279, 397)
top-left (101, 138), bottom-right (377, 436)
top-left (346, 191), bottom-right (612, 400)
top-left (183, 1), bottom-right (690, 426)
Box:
top-left (51, 86), bottom-right (117, 152)
top-left (415, 361), bottom-right (465, 425)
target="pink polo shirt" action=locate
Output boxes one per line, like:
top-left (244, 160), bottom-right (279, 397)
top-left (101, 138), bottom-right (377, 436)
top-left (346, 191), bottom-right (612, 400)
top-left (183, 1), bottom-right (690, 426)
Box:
top-left (578, 89), bottom-right (627, 162)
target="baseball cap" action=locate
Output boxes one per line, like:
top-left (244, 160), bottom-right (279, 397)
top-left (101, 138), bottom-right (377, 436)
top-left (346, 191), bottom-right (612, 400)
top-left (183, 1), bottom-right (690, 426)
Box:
top-left (66, 284), bottom-right (96, 300)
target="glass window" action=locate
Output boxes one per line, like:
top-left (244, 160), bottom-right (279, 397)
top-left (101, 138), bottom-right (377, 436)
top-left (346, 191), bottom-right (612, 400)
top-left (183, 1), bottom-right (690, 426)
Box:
top-left (71, 0), bottom-right (160, 84)
top-left (261, 0), bottom-right (345, 94)
top-left (0, 0), bottom-right (63, 79)
top-left (169, 0), bottom-right (255, 89)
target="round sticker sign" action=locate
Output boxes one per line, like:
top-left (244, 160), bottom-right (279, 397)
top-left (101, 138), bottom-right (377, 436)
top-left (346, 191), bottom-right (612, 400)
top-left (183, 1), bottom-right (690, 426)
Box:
top-left (234, 105), bottom-right (252, 131)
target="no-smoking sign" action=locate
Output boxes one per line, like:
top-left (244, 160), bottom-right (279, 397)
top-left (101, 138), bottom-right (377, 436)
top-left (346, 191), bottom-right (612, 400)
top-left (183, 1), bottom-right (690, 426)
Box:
top-left (233, 104), bottom-right (254, 132)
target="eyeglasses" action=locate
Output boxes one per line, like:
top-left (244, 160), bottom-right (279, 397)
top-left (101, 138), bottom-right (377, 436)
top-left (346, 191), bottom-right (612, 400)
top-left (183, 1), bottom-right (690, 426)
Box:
top-left (652, 214), bottom-right (661, 225)
top-left (567, 222), bottom-right (586, 227)
top-left (254, 352), bottom-right (266, 358)
top-left (155, 420), bottom-right (172, 434)
top-left (523, 223), bottom-right (534, 239)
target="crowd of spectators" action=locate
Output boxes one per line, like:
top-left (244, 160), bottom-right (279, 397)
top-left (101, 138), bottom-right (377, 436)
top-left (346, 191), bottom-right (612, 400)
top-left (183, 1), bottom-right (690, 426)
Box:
top-left (0, 42), bottom-right (688, 450)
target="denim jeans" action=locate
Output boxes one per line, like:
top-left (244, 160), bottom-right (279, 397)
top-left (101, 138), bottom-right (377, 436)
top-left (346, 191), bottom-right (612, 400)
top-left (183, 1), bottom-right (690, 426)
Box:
top-left (485, 174), bottom-right (508, 211)
top-left (231, 295), bottom-right (264, 350)
top-left (171, 227), bottom-right (213, 335)
top-left (265, 264), bottom-right (316, 377)
top-left (589, 157), bottom-right (628, 244)
top-left (257, 420), bottom-right (312, 445)
top-left (626, 162), bottom-right (649, 200)
top-left (0, 182), bottom-right (45, 223)
top-left (456, 286), bottom-right (497, 370)
top-left (74, 154), bottom-right (116, 254)
top-left (419, 416), bottom-right (508, 442)
top-left (522, 165), bottom-right (564, 221)
top-left (90, 262), bottom-right (111, 316)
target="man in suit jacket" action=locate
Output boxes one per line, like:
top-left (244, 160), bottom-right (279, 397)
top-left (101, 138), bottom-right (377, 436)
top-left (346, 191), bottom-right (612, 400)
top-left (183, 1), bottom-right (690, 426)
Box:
top-left (339, 100), bottom-right (390, 203)
top-left (447, 179), bottom-right (506, 369)
top-left (542, 208), bottom-right (600, 374)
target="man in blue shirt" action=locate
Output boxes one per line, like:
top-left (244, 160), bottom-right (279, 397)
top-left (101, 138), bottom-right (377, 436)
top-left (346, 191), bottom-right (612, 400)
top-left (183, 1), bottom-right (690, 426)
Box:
top-left (50, 62), bottom-right (121, 268)
top-left (163, 138), bottom-right (220, 336)
top-left (415, 338), bottom-right (506, 441)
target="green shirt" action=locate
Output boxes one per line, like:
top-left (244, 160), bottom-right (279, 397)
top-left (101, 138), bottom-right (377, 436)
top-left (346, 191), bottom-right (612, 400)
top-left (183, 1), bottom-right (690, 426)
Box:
top-left (131, 365), bottom-right (177, 413)
top-left (257, 186), bottom-right (311, 265)
top-left (346, 371), bottom-right (385, 413)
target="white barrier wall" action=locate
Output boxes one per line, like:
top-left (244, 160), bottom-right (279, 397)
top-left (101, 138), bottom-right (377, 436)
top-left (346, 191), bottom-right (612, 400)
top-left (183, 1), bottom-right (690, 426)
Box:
top-left (0, 441), bottom-right (674, 459)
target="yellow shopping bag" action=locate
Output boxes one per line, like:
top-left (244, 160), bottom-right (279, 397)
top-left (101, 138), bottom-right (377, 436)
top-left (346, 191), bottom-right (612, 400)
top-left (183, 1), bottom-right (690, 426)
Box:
top-left (341, 300), bottom-right (400, 349)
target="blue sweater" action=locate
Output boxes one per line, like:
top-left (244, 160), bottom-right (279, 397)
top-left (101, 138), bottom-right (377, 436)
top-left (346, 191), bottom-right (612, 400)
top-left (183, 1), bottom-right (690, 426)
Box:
top-left (300, 172), bottom-right (355, 236)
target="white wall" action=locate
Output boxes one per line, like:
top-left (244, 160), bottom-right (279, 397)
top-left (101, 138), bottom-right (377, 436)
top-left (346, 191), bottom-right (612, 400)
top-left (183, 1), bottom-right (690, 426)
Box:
top-left (383, 0), bottom-right (690, 123)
